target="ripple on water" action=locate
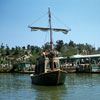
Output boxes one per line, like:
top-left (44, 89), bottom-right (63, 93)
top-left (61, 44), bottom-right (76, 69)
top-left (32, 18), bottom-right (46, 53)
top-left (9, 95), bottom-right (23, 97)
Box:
top-left (0, 73), bottom-right (100, 100)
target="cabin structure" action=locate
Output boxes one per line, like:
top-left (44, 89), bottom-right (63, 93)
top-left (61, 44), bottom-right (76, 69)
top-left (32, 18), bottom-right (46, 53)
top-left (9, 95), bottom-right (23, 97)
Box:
top-left (35, 56), bottom-right (61, 75)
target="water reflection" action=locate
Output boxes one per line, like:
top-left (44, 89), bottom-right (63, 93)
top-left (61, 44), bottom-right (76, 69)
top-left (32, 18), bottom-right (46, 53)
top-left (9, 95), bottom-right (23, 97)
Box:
top-left (32, 85), bottom-right (67, 100)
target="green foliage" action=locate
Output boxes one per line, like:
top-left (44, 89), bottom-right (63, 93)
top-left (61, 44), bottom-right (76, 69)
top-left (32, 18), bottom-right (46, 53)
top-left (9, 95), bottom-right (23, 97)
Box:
top-left (61, 46), bottom-right (77, 56)
top-left (42, 42), bottom-right (50, 51)
top-left (0, 67), bottom-right (13, 73)
top-left (55, 40), bottom-right (64, 52)
top-left (13, 63), bottom-right (20, 72)
top-left (27, 44), bottom-right (31, 50)
top-left (0, 40), bottom-right (100, 73)
top-left (68, 40), bottom-right (75, 47)
top-left (29, 56), bottom-right (36, 64)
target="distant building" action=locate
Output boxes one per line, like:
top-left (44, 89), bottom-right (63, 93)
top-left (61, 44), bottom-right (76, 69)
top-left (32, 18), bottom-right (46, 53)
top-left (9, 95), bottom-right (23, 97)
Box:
top-left (59, 54), bottom-right (100, 73)
top-left (20, 62), bottom-right (31, 71)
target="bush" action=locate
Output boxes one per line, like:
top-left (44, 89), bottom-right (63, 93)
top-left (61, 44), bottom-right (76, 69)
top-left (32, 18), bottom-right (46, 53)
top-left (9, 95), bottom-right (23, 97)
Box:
top-left (0, 67), bottom-right (13, 73)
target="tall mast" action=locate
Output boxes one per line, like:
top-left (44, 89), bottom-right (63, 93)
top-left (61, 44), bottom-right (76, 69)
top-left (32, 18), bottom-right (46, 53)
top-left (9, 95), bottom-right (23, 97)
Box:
top-left (48, 8), bottom-right (54, 70)
top-left (48, 8), bottom-right (53, 50)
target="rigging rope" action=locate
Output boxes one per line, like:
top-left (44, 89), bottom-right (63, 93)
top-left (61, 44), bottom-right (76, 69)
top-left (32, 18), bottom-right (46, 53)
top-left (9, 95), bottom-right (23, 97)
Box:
top-left (28, 12), bottom-right (48, 26)
top-left (28, 10), bottom-right (71, 46)
top-left (52, 13), bottom-right (71, 31)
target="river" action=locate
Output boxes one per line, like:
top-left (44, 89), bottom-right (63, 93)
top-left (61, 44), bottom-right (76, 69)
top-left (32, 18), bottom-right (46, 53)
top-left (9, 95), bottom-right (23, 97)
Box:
top-left (0, 73), bottom-right (100, 100)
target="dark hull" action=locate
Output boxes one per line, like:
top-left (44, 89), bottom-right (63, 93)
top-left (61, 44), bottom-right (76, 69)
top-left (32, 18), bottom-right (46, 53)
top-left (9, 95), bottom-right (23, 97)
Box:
top-left (31, 70), bottom-right (67, 85)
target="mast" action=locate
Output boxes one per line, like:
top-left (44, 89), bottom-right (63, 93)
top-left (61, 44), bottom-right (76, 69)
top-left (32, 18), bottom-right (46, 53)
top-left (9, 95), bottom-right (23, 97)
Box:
top-left (48, 8), bottom-right (54, 70)
top-left (29, 8), bottom-right (70, 71)
top-left (48, 8), bottom-right (53, 50)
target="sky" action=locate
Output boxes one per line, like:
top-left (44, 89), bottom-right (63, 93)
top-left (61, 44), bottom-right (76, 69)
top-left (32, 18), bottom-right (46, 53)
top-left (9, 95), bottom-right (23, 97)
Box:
top-left (0, 0), bottom-right (100, 49)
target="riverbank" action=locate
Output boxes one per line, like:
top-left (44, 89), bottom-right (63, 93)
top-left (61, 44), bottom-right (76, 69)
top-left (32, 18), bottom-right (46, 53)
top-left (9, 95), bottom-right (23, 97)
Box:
top-left (0, 67), bottom-right (35, 73)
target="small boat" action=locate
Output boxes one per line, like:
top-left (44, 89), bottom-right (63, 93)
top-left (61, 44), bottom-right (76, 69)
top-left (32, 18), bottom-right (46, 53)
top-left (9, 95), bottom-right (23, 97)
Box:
top-left (29, 8), bottom-right (70, 85)
top-left (30, 55), bottom-right (67, 85)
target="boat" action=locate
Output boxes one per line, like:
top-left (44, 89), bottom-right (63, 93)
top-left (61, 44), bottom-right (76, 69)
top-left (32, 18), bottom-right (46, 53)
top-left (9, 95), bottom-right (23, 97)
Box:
top-left (29, 8), bottom-right (71, 85)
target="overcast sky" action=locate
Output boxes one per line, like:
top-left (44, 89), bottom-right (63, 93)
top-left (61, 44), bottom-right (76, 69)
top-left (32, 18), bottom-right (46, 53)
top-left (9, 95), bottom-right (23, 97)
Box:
top-left (0, 0), bottom-right (100, 49)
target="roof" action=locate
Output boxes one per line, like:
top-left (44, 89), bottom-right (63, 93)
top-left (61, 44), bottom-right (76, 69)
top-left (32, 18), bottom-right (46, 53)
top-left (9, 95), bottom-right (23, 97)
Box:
top-left (58, 57), bottom-right (67, 59)
top-left (70, 54), bottom-right (100, 59)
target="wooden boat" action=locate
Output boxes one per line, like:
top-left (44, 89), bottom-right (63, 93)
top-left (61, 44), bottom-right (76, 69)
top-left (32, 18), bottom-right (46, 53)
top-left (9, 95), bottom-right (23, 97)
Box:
top-left (30, 70), bottom-right (66, 85)
top-left (30, 56), bottom-right (67, 85)
top-left (29, 8), bottom-right (70, 85)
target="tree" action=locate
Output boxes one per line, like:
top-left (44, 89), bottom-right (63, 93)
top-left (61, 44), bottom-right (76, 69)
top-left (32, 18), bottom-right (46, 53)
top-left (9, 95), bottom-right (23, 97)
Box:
top-left (22, 46), bottom-right (25, 50)
top-left (14, 46), bottom-right (20, 55)
top-left (27, 45), bottom-right (31, 50)
top-left (1, 43), bottom-right (4, 50)
top-left (61, 45), bottom-right (77, 56)
top-left (55, 40), bottom-right (64, 52)
top-left (34, 46), bottom-right (41, 53)
top-left (6, 44), bottom-right (10, 55)
top-left (68, 40), bottom-right (75, 47)
top-left (42, 42), bottom-right (50, 51)
top-left (0, 43), bottom-right (5, 56)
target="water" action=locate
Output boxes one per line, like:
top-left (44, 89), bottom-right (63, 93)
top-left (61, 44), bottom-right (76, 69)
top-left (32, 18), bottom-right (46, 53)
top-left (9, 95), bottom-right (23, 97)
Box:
top-left (0, 73), bottom-right (100, 100)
